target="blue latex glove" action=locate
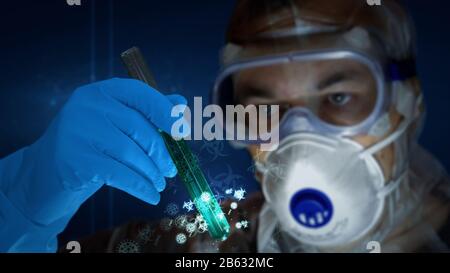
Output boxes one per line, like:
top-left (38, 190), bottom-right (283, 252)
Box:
top-left (0, 78), bottom-right (187, 252)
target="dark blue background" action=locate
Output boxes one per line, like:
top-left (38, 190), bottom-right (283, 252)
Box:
top-left (0, 0), bottom-right (448, 244)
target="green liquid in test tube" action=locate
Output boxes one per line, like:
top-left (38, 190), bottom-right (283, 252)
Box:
top-left (121, 47), bottom-right (230, 240)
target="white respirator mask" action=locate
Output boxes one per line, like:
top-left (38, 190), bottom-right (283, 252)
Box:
top-left (255, 83), bottom-right (421, 251)
top-left (258, 127), bottom-right (405, 248)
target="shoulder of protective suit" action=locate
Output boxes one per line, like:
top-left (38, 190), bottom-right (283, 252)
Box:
top-left (410, 144), bottom-right (450, 200)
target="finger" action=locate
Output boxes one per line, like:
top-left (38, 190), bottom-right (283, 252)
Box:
top-left (94, 123), bottom-right (167, 192)
top-left (97, 157), bottom-right (161, 205)
top-left (106, 103), bottom-right (177, 179)
top-left (95, 78), bottom-right (186, 135)
top-left (166, 94), bottom-right (187, 107)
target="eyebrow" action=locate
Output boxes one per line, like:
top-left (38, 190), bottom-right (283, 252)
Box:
top-left (317, 69), bottom-right (360, 90)
top-left (234, 86), bottom-right (274, 104)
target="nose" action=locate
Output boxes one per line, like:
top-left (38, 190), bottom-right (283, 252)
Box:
top-left (279, 109), bottom-right (315, 139)
top-left (290, 188), bottom-right (333, 228)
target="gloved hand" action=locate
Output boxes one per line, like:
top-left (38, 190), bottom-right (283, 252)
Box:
top-left (0, 78), bottom-right (188, 252)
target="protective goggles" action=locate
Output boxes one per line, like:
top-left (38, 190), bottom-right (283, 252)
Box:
top-left (211, 49), bottom-right (416, 145)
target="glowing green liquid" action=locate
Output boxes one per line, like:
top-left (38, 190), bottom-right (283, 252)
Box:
top-left (121, 47), bottom-right (230, 240)
top-left (162, 132), bottom-right (230, 240)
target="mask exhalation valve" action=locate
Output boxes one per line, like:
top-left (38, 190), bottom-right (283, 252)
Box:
top-left (290, 188), bottom-right (334, 228)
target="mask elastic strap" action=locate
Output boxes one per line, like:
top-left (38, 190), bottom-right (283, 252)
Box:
top-left (361, 91), bottom-right (423, 158)
top-left (257, 204), bottom-right (281, 253)
top-left (361, 118), bottom-right (411, 158)
top-left (255, 160), bottom-right (269, 175)
top-left (376, 169), bottom-right (408, 199)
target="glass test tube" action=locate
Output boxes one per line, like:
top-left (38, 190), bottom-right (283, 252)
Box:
top-left (121, 47), bottom-right (230, 240)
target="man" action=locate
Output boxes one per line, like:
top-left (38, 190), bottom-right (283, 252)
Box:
top-left (1, 0), bottom-right (449, 253)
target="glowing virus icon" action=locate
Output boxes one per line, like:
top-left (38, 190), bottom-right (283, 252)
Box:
top-left (175, 215), bottom-right (188, 228)
top-left (208, 165), bottom-right (244, 191)
top-left (213, 189), bottom-right (226, 204)
top-left (160, 218), bottom-right (173, 231)
top-left (233, 188), bottom-right (246, 201)
top-left (186, 223), bottom-right (197, 234)
top-left (189, 213), bottom-right (208, 234)
top-left (137, 225), bottom-right (153, 244)
top-left (200, 192), bottom-right (211, 203)
top-left (216, 212), bottom-right (225, 220)
top-left (235, 220), bottom-right (249, 230)
top-left (165, 203), bottom-right (179, 216)
top-left (198, 222), bottom-right (208, 233)
top-left (225, 188), bottom-right (233, 195)
top-left (230, 202), bottom-right (238, 210)
top-left (116, 240), bottom-right (141, 253)
top-left (195, 214), bottom-right (205, 223)
top-left (182, 200), bottom-right (195, 212)
top-left (176, 233), bottom-right (187, 245)
top-left (200, 140), bottom-right (228, 161)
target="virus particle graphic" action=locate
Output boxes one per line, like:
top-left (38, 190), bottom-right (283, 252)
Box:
top-left (200, 140), bottom-right (228, 161)
top-left (137, 225), bottom-right (154, 244)
top-left (225, 188), bottom-right (233, 195)
top-left (194, 198), bottom-right (208, 212)
top-left (266, 160), bottom-right (289, 180)
top-left (208, 165), bottom-right (244, 191)
top-left (233, 220), bottom-right (249, 230)
top-left (233, 188), bottom-right (246, 201)
top-left (175, 215), bottom-right (188, 228)
top-left (186, 214), bottom-right (197, 223)
top-left (213, 189), bottom-right (225, 204)
top-left (192, 152), bottom-right (201, 164)
top-left (182, 200), bottom-right (195, 212)
top-left (176, 233), bottom-right (187, 245)
top-left (186, 223), bottom-right (197, 234)
top-left (165, 178), bottom-right (179, 195)
top-left (216, 211), bottom-right (225, 220)
top-left (200, 192), bottom-right (211, 203)
top-left (165, 203), bottom-right (179, 216)
top-left (195, 214), bottom-right (205, 224)
top-left (160, 218), bottom-right (173, 231)
top-left (116, 240), bottom-right (141, 253)
top-left (230, 202), bottom-right (238, 210)
top-left (198, 222), bottom-right (208, 233)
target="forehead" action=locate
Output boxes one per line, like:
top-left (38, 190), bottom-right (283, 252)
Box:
top-left (234, 58), bottom-right (373, 90)
top-left (222, 29), bottom-right (385, 67)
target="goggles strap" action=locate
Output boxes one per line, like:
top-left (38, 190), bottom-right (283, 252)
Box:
top-left (393, 82), bottom-right (417, 120)
top-left (388, 59), bottom-right (417, 82)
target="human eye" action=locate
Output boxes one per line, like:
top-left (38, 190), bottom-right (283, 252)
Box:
top-left (327, 92), bottom-right (353, 106)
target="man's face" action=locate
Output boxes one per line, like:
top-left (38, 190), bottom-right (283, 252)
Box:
top-left (232, 58), bottom-right (403, 181)
top-left (233, 59), bottom-right (377, 125)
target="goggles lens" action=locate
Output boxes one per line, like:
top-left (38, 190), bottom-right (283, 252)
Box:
top-left (214, 53), bottom-right (384, 142)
